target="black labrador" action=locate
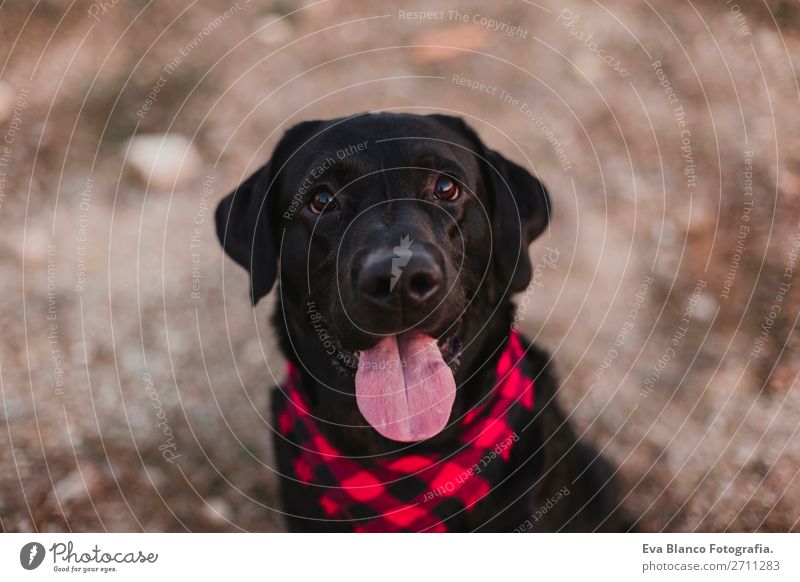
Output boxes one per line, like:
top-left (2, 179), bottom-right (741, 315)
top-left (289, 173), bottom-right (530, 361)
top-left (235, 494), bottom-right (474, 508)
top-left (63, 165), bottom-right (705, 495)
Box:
top-left (216, 112), bottom-right (630, 532)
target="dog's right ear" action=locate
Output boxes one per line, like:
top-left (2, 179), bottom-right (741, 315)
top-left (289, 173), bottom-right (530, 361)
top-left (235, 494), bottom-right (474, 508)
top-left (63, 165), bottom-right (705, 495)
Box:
top-left (216, 120), bottom-right (326, 304)
top-left (215, 164), bottom-right (278, 305)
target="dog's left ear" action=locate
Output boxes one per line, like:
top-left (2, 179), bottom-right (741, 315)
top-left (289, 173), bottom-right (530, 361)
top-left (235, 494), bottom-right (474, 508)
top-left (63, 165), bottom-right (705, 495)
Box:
top-left (428, 114), bottom-right (551, 294)
top-left (483, 148), bottom-right (551, 294)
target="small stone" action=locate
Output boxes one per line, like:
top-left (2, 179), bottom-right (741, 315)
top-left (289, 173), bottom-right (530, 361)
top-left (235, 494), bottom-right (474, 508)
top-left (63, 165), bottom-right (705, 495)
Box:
top-left (203, 497), bottom-right (234, 524)
top-left (126, 134), bottom-right (202, 190)
top-left (693, 294), bottom-right (718, 322)
top-left (253, 14), bottom-right (294, 46)
top-left (53, 465), bottom-right (102, 504)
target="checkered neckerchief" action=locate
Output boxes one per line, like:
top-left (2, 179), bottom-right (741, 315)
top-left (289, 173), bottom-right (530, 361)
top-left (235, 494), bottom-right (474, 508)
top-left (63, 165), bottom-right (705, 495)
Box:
top-left (276, 331), bottom-right (535, 531)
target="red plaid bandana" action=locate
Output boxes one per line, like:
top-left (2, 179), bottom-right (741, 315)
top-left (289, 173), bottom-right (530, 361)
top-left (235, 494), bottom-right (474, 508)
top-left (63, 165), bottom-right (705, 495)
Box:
top-left (275, 331), bottom-right (535, 532)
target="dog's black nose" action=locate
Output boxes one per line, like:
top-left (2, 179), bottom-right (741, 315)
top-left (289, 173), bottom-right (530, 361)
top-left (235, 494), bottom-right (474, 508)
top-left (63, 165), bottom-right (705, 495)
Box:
top-left (357, 246), bottom-right (443, 308)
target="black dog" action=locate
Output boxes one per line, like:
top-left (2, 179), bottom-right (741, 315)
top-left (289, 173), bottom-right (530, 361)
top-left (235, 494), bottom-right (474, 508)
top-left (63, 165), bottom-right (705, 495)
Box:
top-left (216, 113), bottom-right (629, 532)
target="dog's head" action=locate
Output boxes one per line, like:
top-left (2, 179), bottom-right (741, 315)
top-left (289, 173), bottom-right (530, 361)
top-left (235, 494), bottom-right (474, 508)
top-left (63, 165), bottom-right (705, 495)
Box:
top-left (216, 113), bottom-right (550, 442)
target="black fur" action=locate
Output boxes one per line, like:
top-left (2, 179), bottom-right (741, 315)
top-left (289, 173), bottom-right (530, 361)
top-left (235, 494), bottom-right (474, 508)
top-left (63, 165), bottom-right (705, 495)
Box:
top-left (216, 112), bottom-right (630, 532)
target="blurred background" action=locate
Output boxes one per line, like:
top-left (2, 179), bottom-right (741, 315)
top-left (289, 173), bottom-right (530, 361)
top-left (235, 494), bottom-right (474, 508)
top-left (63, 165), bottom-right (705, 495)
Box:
top-left (0, 0), bottom-right (799, 532)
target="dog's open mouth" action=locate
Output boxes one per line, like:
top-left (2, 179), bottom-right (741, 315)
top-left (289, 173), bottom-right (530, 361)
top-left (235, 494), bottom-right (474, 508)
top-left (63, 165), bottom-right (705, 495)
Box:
top-left (317, 312), bottom-right (463, 442)
top-left (355, 332), bottom-right (457, 442)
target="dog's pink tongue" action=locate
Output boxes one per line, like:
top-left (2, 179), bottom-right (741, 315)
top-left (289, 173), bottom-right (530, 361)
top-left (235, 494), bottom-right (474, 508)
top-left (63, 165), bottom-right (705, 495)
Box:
top-left (355, 333), bottom-right (456, 442)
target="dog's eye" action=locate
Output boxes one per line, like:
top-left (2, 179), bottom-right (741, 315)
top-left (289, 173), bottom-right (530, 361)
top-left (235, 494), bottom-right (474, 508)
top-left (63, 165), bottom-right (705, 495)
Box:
top-left (309, 190), bottom-right (336, 214)
top-left (434, 176), bottom-right (460, 201)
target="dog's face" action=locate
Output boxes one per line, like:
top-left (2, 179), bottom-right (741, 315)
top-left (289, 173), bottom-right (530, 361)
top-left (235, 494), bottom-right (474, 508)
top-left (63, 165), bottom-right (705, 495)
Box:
top-left (216, 113), bottom-right (549, 442)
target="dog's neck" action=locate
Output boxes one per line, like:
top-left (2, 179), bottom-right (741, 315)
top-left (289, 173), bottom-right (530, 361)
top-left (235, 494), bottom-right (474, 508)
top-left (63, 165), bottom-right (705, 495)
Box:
top-left (272, 290), bottom-right (517, 456)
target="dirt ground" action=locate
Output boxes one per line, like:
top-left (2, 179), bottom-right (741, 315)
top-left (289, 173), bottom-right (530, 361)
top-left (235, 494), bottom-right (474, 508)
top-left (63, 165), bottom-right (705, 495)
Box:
top-left (0, 0), bottom-right (799, 532)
